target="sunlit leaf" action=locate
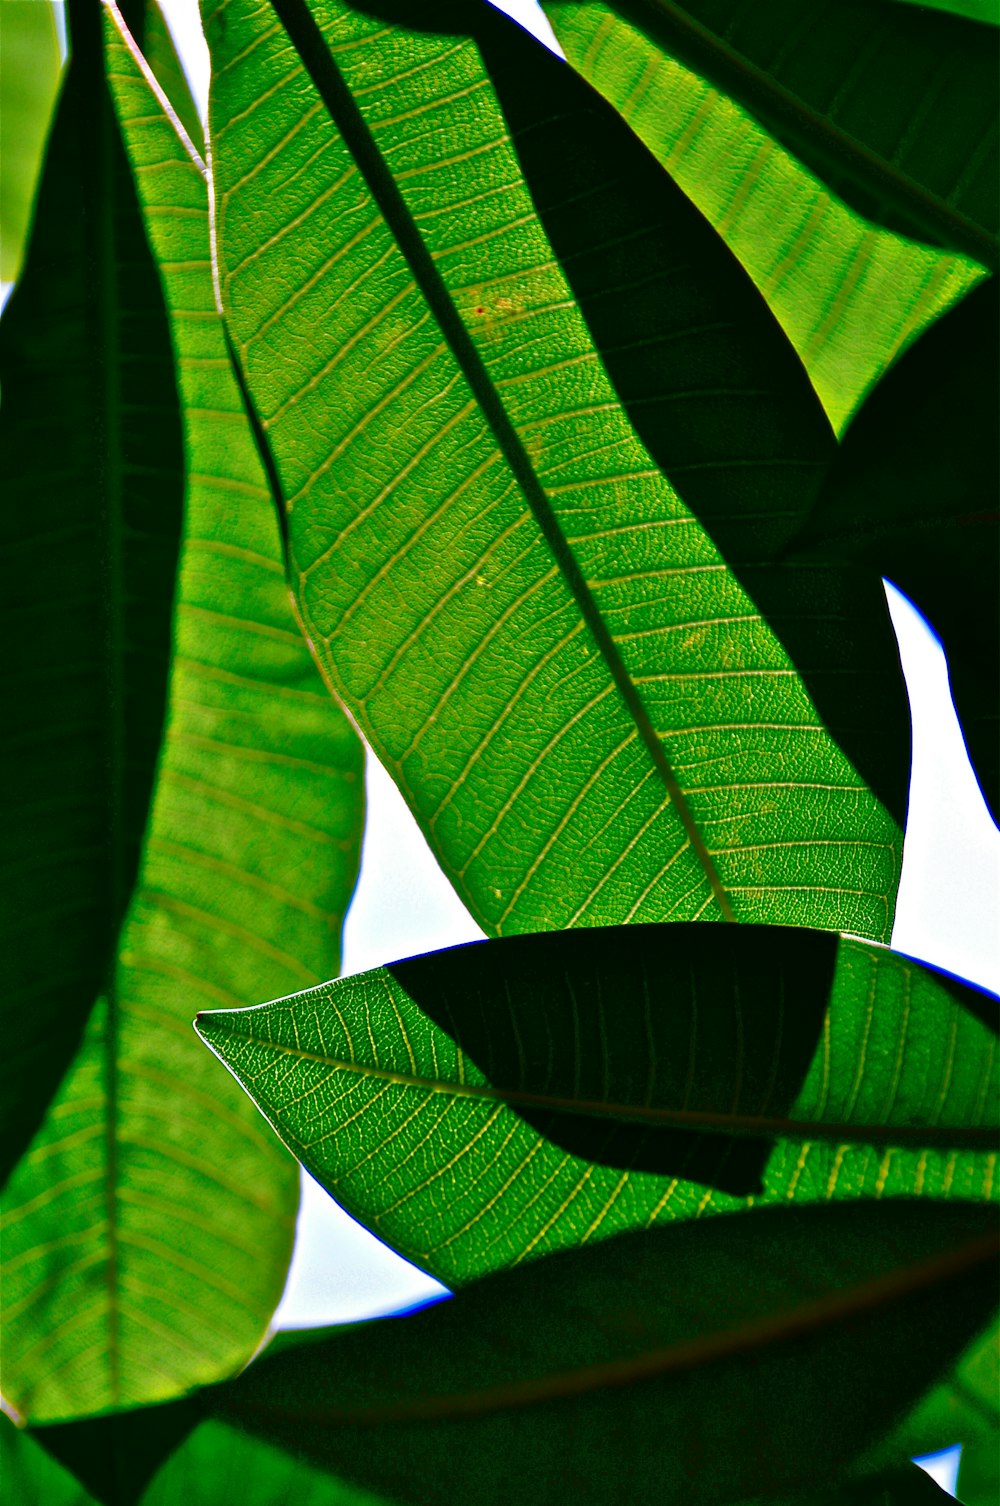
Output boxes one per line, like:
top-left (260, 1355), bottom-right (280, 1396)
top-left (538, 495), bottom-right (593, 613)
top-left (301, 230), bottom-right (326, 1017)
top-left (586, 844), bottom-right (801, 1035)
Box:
top-left (541, 0), bottom-right (984, 434)
top-left (0, 6), bottom-right (364, 1424)
top-left (548, 0), bottom-right (998, 267)
top-left (0, 0), bottom-right (62, 282)
top-left (206, 0), bottom-right (905, 942)
top-left (210, 1202), bottom-right (999, 1506)
top-left (197, 926), bottom-right (998, 1286)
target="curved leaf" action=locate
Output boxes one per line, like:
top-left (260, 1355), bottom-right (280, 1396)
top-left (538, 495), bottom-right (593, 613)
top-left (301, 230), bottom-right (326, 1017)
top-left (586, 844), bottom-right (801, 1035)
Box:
top-left (0, 8), bottom-right (364, 1424)
top-left (211, 1202), bottom-right (1000, 1506)
top-left (553, 0), bottom-right (998, 267)
top-left (196, 925), bottom-right (999, 1287)
top-left (206, 0), bottom-right (903, 941)
top-left (790, 277), bottom-right (999, 824)
top-left (541, 0), bottom-right (984, 435)
top-left (0, 19), bottom-right (185, 1184)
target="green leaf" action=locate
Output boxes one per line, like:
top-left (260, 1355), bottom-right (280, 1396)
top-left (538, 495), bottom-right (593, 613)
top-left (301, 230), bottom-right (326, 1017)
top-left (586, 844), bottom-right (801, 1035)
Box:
top-left (196, 926), bottom-right (998, 1287)
top-left (206, 0), bottom-right (904, 942)
top-left (0, 21), bottom-right (185, 1184)
top-left (893, 0), bottom-right (998, 25)
top-left (880, 1319), bottom-right (999, 1506)
top-left (141, 0), bottom-right (205, 154)
top-left (549, 0), bottom-right (998, 267)
top-left (0, 6), bottom-right (364, 1424)
top-left (789, 277), bottom-right (999, 825)
top-left (0, 0), bottom-right (62, 282)
top-left (542, 0), bottom-right (984, 435)
top-left (209, 1202), bottom-right (999, 1506)
top-left (2, 1413), bottom-right (389, 1506)
top-left (735, 1465), bottom-right (959, 1505)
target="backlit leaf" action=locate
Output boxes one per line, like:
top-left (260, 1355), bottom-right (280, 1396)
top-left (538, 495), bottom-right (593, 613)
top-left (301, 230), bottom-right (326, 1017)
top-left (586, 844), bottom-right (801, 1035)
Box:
top-left (550, 0), bottom-right (998, 266)
top-left (541, 0), bottom-right (984, 434)
top-left (206, 0), bottom-right (906, 942)
top-left (197, 926), bottom-right (999, 1286)
top-left (0, 7), bottom-right (364, 1424)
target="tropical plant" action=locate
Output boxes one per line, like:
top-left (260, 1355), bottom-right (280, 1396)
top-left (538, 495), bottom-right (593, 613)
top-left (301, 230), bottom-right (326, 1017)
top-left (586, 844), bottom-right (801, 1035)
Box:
top-left (1, 0), bottom-right (997, 1502)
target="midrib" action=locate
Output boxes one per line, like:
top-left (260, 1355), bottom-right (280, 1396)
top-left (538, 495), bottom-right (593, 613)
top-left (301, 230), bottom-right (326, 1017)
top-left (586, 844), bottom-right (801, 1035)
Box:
top-left (262, 0), bottom-right (735, 922)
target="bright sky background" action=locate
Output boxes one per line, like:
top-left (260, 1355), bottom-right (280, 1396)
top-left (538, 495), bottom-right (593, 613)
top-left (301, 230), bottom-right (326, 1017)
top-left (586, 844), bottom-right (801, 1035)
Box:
top-left (10, 3), bottom-right (995, 1492)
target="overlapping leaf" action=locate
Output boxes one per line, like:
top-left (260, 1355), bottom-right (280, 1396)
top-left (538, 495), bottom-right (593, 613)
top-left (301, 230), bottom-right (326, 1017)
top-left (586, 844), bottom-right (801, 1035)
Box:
top-left (790, 277), bottom-right (999, 824)
top-left (197, 926), bottom-right (998, 1286)
top-left (541, 0), bottom-right (985, 434)
top-left (209, 1202), bottom-right (999, 1506)
top-left (0, 18), bottom-right (185, 1183)
top-left (0, 8), bottom-right (364, 1424)
top-left (547, 0), bottom-right (998, 266)
top-left (2, 1413), bottom-right (385, 1506)
top-left (880, 1318), bottom-right (999, 1506)
top-left (207, 0), bottom-right (906, 942)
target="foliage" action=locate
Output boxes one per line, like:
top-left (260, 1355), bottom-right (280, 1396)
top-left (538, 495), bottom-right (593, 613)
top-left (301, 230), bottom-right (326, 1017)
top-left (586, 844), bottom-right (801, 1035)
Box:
top-left (0, 0), bottom-right (996, 1502)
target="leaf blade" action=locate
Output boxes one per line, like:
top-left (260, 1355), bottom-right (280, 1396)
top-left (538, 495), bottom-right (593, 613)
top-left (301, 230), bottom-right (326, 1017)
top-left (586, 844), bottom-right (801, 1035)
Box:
top-left (196, 925), bottom-right (999, 1286)
top-left (0, 7), bottom-right (364, 1424)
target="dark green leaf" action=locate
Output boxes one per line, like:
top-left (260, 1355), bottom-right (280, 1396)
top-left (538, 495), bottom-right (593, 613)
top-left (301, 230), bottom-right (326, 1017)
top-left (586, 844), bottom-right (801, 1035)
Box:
top-left (788, 277), bottom-right (999, 823)
top-left (738, 1463), bottom-right (960, 1504)
top-left (551, 0), bottom-right (998, 266)
top-left (206, 0), bottom-right (904, 941)
top-left (0, 7), bottom-right (364, 1424)
top-left (542, 1), bottom-right (983, 439)
top-left (0, 11), bottom-right (185, 1185)
top-left (878, 1318), bottom-right (999, 1506)
top-left (196, 926), bottom-right (999, 1286)
top-left (3, 1412), bottom-right (390, 1506)
top-left (209, 1202), bottom-right (999, 1506)
top-left (29, 1400), bottom-right (199, 1506)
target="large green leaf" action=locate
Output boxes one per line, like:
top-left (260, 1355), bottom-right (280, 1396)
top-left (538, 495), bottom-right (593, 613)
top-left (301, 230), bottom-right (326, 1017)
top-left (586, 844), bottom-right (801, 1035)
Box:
top-left (209, 1202), bottom-right (999, 1506)
top-left (196, 925), bottom-right (998, 1287)
top-left (206, 0), bottom-right (906, 942)
top-left (788, 277), bottom-right (999, 825)
top-left (0, 13), bottom-right (185, 1184)
top-left (549, 0), bottom-right (998, 267)
top-left (0, 0), bottom-right (62, 281)
top-left (0, 5), bottom-right (364, 1424)
top-left (541, 0), bottom-right (984, 436)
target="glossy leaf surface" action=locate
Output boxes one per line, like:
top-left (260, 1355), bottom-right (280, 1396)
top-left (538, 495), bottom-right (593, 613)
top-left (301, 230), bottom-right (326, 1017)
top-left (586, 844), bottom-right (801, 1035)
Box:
top-left (554, 0), bottom-right (998, 266)
top-left (0, 22), bottom-right (185, 1184)
top-left (0, 9), bottom-right (364, 1424)
top-left (197, 926), bottom-right (999, 1286)
top-left (207, 0), bottom-right (904, 942)
top-left (211, 1202), bottom-right (999, 1506)
top-left (542, 0), bottom-right (983, 436)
